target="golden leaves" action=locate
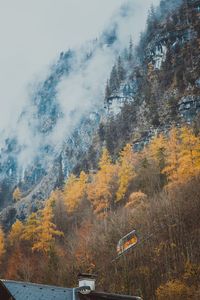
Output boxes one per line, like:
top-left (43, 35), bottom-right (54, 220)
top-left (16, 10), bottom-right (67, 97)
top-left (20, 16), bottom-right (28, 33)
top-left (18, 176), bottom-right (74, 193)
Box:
top-left (0, 227), bottom-right (5, 259)
top-left (64, 171), bottom-right (88, 213)
top-left (116, 144), bottom-right (136, 202)
top-left (13, 187), bottom-right (22, 202)
top-left (9, 220), bottom-right (24, 246)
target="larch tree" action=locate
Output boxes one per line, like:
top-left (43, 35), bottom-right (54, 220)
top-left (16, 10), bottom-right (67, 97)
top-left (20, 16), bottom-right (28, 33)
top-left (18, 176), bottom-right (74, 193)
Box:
top-left (22, 212), bottom-right (40, 244)
top-left (63, 171), bottom-right (88, 213)
top-left (178, 127), bottom-right (200, 181)
top-left (87, 148), bottom-right (118, 216)
top-left (0, 228), bottom-right (5, 261)
top-left (147, 133), bottom-right (167, 187)
top-left (116, 144), bottom-right (136, 202)
top-left (32, 199), bottom-right (63, 253)
top-left (164, 127), bottom-right (200, 185)
top-left (148, 134), bottom-right (167, 172)
top-left (13, 187), bottom-right (22, 202)
top-left (163, 127), bottom-right (181, 186)
top-left (9, 219), bottom-right (24, 246)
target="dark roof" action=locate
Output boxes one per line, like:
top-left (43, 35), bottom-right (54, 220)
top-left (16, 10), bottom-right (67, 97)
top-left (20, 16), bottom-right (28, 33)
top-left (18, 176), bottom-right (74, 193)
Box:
top-left (1, 280), bottom-right (73, 300)
top-left (0, 280), bottom-right (142, 300)
top-left (0, 280), bottom-right (15, 300)
top-left (79, 291), bottom-right (142, 300)
top-left (78, 273), bottom-right (97, 279)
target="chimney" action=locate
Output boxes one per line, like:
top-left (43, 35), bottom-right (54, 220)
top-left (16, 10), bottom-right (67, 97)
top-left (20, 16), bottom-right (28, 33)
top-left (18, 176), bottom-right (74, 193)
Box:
top-left (78, 273), bottom-right (97, 291)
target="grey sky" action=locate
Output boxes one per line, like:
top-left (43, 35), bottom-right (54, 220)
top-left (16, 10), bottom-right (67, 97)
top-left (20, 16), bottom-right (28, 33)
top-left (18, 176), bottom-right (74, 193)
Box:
top-left (0, 0), bottom-right (159, 130)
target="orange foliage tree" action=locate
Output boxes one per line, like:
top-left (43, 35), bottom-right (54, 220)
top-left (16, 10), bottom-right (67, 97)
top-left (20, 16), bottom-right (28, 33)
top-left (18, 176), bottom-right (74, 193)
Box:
top-left (163, 127), bottom-right (180, 185)
top-left (87, 148), bottom-right (118, 216)
top-left (32, 199), bottom-right (63, 253)
top-left (63, 171), bottom-right (88, 213)
top-left (116, 144), bottom-right (136, 202)
top-left (178, 127), bottom-right (200, 181)
top-left (163, 127), bottom-right (200, 186)
top-left (148, 133), bottom-right (167, 173)
top-left (0, 228), bottom-right (5, 262)
top-left (9, 220), bottom-right (24, 246)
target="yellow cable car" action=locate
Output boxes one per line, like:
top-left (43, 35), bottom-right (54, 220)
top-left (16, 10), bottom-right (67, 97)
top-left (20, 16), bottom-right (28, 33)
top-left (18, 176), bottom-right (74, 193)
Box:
top-left (117, 230), bottom-right (138, 256)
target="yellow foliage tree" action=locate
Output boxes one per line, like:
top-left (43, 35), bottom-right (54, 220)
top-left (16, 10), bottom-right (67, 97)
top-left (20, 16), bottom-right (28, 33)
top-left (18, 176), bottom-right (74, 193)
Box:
top-left (64, 171), bottom-right (88, 213)
top-left (22, 212), bottom-right (40, 243)
top-left (9, 219), bottom-right (24, 246)
top-left (163, 127), bottom-right (181, 185)
top-left (0, 227), bottom-right (5, 260)
top-left (87, 148), bottom-right (118, 216)
top-left (156, 280), bottom-right (193, 300)
top-left (177, 126), bottom-right (200, 181)
top-left (13, 187), bottom-right (22, 202)
top-left (125, 191), bottom-right (147, 209)
top-left (116, 144), bottom-right (136, 202)
top-left (32, 199), bottom-right (63, 253)
top-left (163, 127), bottom-right (200, 186)
top-left (148, 134), bottom-right (167, 172)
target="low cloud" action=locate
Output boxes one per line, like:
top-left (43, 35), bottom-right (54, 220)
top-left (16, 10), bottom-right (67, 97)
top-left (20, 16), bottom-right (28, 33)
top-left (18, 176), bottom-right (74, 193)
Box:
top-left (0, 0), bottom-right (162, 173)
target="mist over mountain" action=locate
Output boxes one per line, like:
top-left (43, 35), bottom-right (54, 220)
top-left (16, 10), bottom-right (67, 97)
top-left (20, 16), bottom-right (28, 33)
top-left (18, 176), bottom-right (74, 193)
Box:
top-left (0, 0), bottom-right (200, 222)
top-left (0, 0), bottom-right (159, 216)
top-left (0, 1), bottom-right (200, 298)
top-left (0, 1), bottom-right (157, 167)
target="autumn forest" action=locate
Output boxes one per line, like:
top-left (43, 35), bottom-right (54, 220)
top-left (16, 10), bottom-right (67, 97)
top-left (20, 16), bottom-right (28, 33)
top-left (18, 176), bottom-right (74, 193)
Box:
top-left (0, 126), bottom-right (199, 299)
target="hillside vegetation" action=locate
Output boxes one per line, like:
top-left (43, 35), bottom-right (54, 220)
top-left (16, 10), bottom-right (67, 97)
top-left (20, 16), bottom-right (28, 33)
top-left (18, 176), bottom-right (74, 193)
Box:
top-left (0, 126), bottom-right (200, 299)
top-left (0, 1), bottom-right (200, 299)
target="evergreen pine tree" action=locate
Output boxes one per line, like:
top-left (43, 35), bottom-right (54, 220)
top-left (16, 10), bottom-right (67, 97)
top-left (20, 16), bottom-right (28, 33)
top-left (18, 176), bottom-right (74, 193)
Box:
top-left (109, 65), bottom-right (119, 92)
top-left (128, 36), bottom-right (133, 61)
top-left (105, 80), bottom-right (111, 99)
top-left (117, 56), bottom-right (126, 82)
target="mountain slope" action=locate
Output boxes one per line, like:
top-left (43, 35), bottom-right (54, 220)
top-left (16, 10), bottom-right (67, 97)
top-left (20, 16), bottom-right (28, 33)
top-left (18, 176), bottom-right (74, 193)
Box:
top-left (0, 0), bottom-right (200, 227)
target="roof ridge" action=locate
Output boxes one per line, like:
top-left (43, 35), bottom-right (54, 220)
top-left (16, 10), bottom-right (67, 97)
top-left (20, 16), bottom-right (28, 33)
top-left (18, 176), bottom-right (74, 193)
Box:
top-left (1, 279), bottom-right (72, 291)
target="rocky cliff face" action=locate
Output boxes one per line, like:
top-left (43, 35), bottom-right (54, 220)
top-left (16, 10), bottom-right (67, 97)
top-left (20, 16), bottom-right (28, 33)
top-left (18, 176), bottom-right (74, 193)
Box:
top-left (0, 0), bottom-right (200, 228)
top-left (0, 3), bottom-right (121, 226)
top-left (102, 0), bottom-right (200, 155)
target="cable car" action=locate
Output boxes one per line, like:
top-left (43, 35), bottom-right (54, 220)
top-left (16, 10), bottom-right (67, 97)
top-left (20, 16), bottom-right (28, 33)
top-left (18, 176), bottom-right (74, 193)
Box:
top-left (117, 230), bottom-right (138, 256)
